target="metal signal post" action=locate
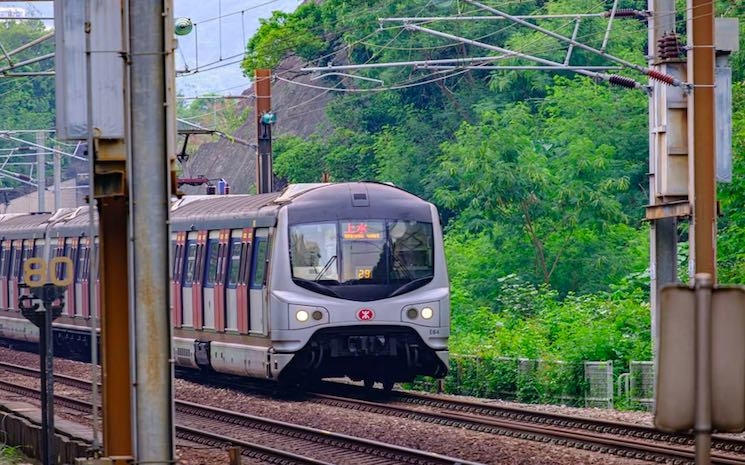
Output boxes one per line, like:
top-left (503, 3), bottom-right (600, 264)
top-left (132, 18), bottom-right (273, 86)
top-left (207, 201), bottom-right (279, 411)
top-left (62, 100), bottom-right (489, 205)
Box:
top-left (255, 69), bottom-right (275, 194)
top-left (18, 257), bottom-right (72, 465)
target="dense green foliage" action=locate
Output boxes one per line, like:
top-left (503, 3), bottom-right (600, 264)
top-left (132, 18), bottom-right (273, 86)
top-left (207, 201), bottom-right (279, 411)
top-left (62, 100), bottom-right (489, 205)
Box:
top-left (0, 20), bottom-right (57, 194)
top-left (242, 0), bottom-right (745, 382)
top-left (0, 20), bottom-right (55, 130)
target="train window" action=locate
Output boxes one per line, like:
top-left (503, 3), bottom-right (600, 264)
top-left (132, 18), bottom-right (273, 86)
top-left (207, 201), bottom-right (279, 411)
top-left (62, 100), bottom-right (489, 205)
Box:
top-left (205, 240), bottom-right (219, 286)
top-left (92, 243), bottom-right (100, 279)
top-left (183, 241), bottom-right (197, 286)
top-left (289, 222), bottom-right (337, 281)
top-left (226, 239), bottom-right (242, 287)
top-left (170, 240), bottom-right (176, 276)
top-left (172, 243), bottom-right (183, 281)
top-left (388, 221), bottom-right (434, 280)
top-left (0, 245), bottom-right (9, 279)
top-left (18, 244), bottom-right (32, 284)
top-left (250, 238), bottom-right (268, 288)
top-left (76, 246), bottom-right (89, 282)
top-left (59, 243), bottom-right (76, 281)
top-left (289, 219), bottom-right (435, 300)
top-left (239, 240), bottom-right (252, 285)
top-left (9, 247), bottom-right (17, 279)
top-left (193, 244), bottom-right (204, 284)
top-left (215, 243), bottom-right (225, 283)
top-left (339, 221), bottom-right (385, 283)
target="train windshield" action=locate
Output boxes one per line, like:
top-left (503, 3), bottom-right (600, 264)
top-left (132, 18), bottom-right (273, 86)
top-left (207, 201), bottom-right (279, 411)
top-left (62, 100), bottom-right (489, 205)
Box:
top-left (289, 220), bottom-right (434, 300)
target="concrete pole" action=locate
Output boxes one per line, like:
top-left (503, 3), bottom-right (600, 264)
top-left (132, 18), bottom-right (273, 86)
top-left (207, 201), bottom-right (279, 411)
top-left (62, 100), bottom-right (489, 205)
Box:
top-left (648, 0), bottom-right (681, 360)
top-left (128, 1), bottom-right (175, 463)
top-left (36, 131), bottom-right (45, 212)
top-left (687, 0), bottom-right (717, 280)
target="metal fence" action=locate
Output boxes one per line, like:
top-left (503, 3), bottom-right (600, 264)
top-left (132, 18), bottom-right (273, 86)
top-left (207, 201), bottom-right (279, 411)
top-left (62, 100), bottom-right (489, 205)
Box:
top-left (617, 361), bottom-right (655, 410)
top-left (410, 355), bottom-right (650, 410)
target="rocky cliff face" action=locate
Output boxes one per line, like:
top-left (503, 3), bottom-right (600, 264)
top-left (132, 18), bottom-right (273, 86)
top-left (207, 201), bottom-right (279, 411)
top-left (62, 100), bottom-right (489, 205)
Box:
top-left (180, 56), bottom-right (333, 194)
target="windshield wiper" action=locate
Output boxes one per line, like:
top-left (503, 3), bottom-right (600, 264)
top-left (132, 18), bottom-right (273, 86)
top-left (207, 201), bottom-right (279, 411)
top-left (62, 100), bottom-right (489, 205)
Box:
top-left (314, 255), bottom-right (337, 281)
top-left (388, 276), bottom-right (432, 298)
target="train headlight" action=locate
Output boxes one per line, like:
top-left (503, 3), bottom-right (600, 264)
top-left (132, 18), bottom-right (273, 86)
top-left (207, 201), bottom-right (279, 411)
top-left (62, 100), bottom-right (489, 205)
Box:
top-left (406, 307), bottom-right (418, 319)
top-left (289, 304), bottom-right (328, 328)
top-left (421, 307), bottom-right (434, 319)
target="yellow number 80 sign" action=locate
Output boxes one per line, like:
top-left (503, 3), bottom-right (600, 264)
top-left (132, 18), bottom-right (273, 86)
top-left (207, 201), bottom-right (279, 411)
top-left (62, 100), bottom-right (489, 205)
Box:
top-left (23, 257), bottom-right (74, 287)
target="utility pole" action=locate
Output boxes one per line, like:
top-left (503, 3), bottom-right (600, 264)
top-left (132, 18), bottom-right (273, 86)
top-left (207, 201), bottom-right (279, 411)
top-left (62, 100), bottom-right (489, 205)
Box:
top-left (35, 131), bottom-right (45, 212)
top-left (255, 69), bottom-right (275, 193)
top-left (129, 1), bottom-right (176, 463)
top-left (645, 0), bottom-right (686, 361)
top-left (688, 0), bottom-right (717, 462)
top-left (687, 0), bottom-right (717, 281)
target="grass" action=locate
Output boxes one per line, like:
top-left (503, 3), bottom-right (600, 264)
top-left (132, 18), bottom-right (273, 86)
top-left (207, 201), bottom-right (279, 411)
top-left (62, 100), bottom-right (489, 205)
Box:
top-left (0, 446), bottom-right (26, 465)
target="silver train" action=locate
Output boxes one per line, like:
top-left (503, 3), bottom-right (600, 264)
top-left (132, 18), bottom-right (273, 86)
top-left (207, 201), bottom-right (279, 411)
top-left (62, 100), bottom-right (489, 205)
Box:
top-left (0, 182), bottom-right (450, 389)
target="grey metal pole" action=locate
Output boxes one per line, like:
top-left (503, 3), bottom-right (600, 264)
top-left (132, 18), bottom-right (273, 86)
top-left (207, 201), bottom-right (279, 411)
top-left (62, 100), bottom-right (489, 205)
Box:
top-left (694, 273), bottom-right (712, 464)
top-left (36, 131), bottom-right (45, 212)
top-left (53, 151), bottom-right (60, 210)
top-left (39, 297), bottom-right (54, 465)
top-left (128, 1), bottom-right (175, 463)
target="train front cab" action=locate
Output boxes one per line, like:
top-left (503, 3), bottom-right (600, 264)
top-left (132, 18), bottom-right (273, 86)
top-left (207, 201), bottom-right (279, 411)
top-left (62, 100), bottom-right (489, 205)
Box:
top-left (266, 197), bottom-right (450, 388)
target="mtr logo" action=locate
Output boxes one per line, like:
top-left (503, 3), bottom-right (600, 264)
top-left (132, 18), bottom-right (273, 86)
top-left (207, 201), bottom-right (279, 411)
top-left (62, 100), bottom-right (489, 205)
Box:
top-left (356, 308), bottom-right (375, 321)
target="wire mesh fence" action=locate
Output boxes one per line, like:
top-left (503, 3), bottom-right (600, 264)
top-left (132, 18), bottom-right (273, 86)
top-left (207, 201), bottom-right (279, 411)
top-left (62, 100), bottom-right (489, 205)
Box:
top-left (409, 355), bottom-right (650, 410)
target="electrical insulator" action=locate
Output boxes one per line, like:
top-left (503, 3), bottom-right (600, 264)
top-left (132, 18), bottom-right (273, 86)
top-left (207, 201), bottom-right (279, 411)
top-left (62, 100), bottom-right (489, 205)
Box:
top-left (608, 75), bottom-right (638, 88)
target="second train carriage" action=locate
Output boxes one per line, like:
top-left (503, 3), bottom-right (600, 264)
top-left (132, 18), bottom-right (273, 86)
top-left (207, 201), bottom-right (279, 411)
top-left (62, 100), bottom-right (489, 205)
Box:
top-left (0, 182), bottom-right (450, 388)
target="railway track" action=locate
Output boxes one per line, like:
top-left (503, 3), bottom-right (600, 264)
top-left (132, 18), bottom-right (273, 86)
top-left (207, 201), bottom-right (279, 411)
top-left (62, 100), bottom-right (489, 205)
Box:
top-left (0, 363), bottom-right (481, 465)
top-left (4, 359), bottom-right (745, 464)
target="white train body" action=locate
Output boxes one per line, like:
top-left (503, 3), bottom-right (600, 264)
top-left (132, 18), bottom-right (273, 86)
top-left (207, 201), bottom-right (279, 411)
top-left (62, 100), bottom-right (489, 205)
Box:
top-left (0, 182), bottom-right (450, 386)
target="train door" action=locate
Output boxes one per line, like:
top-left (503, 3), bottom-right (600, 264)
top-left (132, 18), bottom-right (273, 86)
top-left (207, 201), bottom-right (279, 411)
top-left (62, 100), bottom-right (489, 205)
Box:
top-left (202, 231), bottom-right (220, 329)
top-left (171, 232), bottom-right (186, 327)
top-left (75, 238), bottom-right (90, 317)
top-left (181, 234), bottom-right (197, 327)
top-left (0, 240), bottom-right (10, 310)
top-left (191, 231), bottom-right (206, 330)
top-left (225, 229), bottom-right (251, 333)
top-left (213, 229), bottom-right (229, 332)
top-left (249, 228), bottom-right (270, 335)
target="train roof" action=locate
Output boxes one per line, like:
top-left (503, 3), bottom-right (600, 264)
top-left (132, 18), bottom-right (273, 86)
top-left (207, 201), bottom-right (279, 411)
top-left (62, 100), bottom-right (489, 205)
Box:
top-left (0, 182), bottom-right (434, 238)
top-left (170, 191), bottom-right (282, 231)
top-left (0, 208), bottom-right (88, 240)
top-left (283, 182), bottom-right (433, 224)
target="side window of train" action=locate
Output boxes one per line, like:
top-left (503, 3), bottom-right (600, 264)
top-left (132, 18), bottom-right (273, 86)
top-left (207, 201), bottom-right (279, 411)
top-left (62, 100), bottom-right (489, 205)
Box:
top-left (55, 244), bottom-right (64, 279)
top-left (18, 242), bottom-right (30, 284)
top-left (172, 241), bottom-right (182, 282)
top-left (11, 244), bottom-right (21, 280)
top-left (0, 245), bottom-right (9, 279)
top-left (183, 241), bottom-right (197, 286)
top-left (8, 245), bottom-right (21, 278)
top-left (92, 243), bottom-right (99, 278)
top-left (239, 239), bottom-right (252, 285)
top-left (250, 237), bottom-right (268, 289)
top-left (227, 239), bottom-right (242, 287)
top-left (58, 243), bottom-right (76, 282)
top-left (205, 239), bottom-right (219, 287)
top-left (76, 245), bottom-right (89, 282)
